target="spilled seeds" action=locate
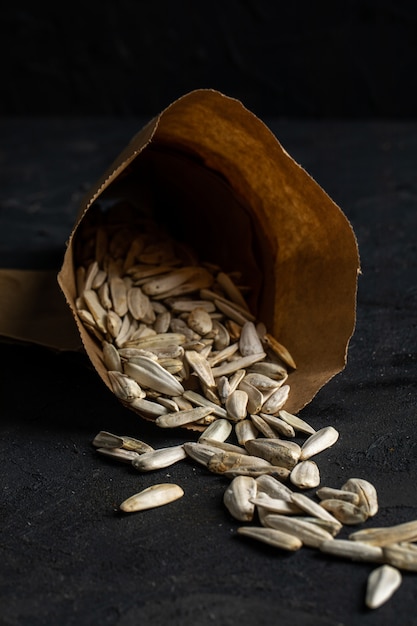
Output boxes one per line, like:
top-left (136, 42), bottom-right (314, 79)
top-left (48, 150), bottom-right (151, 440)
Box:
top-left (79, 202), bottom-right (414, 613)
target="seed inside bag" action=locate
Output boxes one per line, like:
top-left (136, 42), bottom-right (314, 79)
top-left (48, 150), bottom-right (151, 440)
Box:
top-left (74, 202), bottom-right (297, 435)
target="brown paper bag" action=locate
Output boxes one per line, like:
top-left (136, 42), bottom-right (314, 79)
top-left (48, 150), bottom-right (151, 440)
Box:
top-left (54, 89), bottom-right (359, 418)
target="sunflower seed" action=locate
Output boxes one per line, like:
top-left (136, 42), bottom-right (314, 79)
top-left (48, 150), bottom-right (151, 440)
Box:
top-left (223, 476), bottom-right (257, 522)
top-left (208, 451), bottom-right (273, 474)
top-left (263, 514), bottom-right (334, 548)
top-left (262, 334), bottom-right (297, 370)
top-left (225, 390), bottom-right (249, 422)
top-left (235, 419), bottom-right (259, 445)
top-left (182, 390), bottom-right (228, 418)
top-left (198, 438), bottom-right (249, 455)
top-left (102, 341), bottom-right (123, 372)
top-left (278, 409), bottom-right (316, 435)
top-left (245, 438), bottom-right (301, 469)
top-left (290, 493), bottom-right (343, 528)
top-left (107, 370), bottom-right (146, 402)
top-left (127, 286), bottom-right (152, 320)
top-left (290, 516), bottom-right (342, 537)
top-left (183, 441), bottom-right (222, 466)
top-left (249, 414), bottom-right (277, 438)
top-left (341, 478), bottom-right (378, 517)
top-left (185, 350), bottom-right (215, 388)
top-left (349, 520), bottom-right (417, 546)
top-left (290, 460), bottom-right (320, 489)
top-left (250, 493), bottom-right (302, 515)
top-left (316, 486), bottom-right (360, 505)
top-left (255, 474), bottom-right (294, 501)
top-left (120, 436), bottom-right (154, 454)
top-left (155, 406), bottom-right (214, 429)
top-left (124, 357), bottom-right (185, 396)
top-left (319, 499), bottom-right (368, 525)
top-left (82, 289), bottom-right (108, 334)
top-left (131, 444), bottom-right (186, 471)
top-left (120, 483), bottom-right (184, 513)
top-left (216, 272), bottom-right (250, 311)
top-left (210, 353), bottom-right (266, 378)
top-left (96, 447), bottom-right (140, 463)
top-left (365, 565), bottom-right (402, 609)
top-left (187, 307), bottom-right (213, 335)
top-left (237, 380), bottom-right (263, 414)
top-left (382, 543), bottom-right (417, 572)
top-left (300, 426), bottom-right (339, 460)
top-left (259, 413), bottom-right (296, 438)
top-left (248, 361), bottom-right (288, 381)
top-left (224, 466), bottom-right (290, 480)
top-left (237, 526), bottom-right (302, 551)
top-left (319, 539), bottom-right (384, 563)
top-left (260, 384), bottom-right (290, 414)
top-left (92, 431), bottom-right (124, 449)
top-left (109, 277), bottom-right (128, 316)
top-left (129, 397), bottom-right (169, 418)
top-left (198, 418), bottom-right (232, 443)
top-left (239, 321), bottom-right (264, 356)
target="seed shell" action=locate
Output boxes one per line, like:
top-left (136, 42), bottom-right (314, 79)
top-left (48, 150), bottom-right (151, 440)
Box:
top-left (120, 483), bottom-right (184, 513)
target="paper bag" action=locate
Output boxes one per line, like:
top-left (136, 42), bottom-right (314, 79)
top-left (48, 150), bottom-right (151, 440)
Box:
top-left (55, 89), bottom-right (359, 418)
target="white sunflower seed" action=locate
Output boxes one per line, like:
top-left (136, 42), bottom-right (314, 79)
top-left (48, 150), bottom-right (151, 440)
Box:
top-left (249, 414), bottom-right (277, 438)
top-left (382, 543), bottom-right (417, 572)
top-left (92, 431), bottom-right (124, 449)
top-left (124, 357), bottom-right (185, 396)
top-left (131, 445), bottom-right (186, 471)
top-left (263, 514), bottom-right (334, 548)
top-left (187, 307), bottom-right (213, 335)
top-left (260, 384), bottom-right (290, 414)
top-left (290, 460), bottom-right (320, 489)
top-left (245, 438), bottom-right (301, 470)
top-left (234, 419), bottom-right (259, 445)
top-left (262, 334), bottom-right (297, 370)
top-left (349, 520), bottom-right (417, 546)
top-left (210, 353), bottom-right (266, 378)
top-left (155, 406), bottom-right (214, 429)
top-left (341, 478), bottom-right (378, 517)
top-left (216, 272), bottom-right (250, 311)
top-left (365, 565), bottom-right (402, 609)
top-left (185, 350), bottom-right (215, 388)
top-left (239, 321), bottom-right (264, 356)
top-left (316, 486), bottom-right (360, 505)
top-left (250, 493), bottom-right (302, 515)
top-left (102, 341), bottom-right (122, 372)
top-left (182, 390), bottom-right (228, 418)
top-left (290, 493), bottom-right (343, 528)
top-left (319, 539), bottom-right (384, 563)
top-left (237, 526), bottom-right (302, 551)
top-left (120, 483), bottom-right (184, 513)
top-left (300, 426), bottom-right (339, 460)
top-left (278, 409), bottom-right (316, 435)
top-left (198, 418), bottom-right (232, 443)
top-left (225, 390), bottom-right (249, 422)
top-left (107, 370), bottom-right (146, 402)
top-left (96, 447), bottom-right (140, 463)
top-left (223, 476), bottom-right (257, 522)
top-left (319, 499), bottom-right (369, 525)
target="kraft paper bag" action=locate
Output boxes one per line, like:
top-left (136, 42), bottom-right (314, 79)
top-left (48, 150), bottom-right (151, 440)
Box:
top-left (1, 89), bottom-right (360, 422)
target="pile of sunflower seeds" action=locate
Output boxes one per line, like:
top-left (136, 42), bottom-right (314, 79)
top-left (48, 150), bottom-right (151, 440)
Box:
top-left (74, 202), bottom-right (297, 434)
top-left (76, 203), bottom-right (415, 611)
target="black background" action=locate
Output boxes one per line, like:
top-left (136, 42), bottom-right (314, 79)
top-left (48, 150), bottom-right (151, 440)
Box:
top-left (2, 0), bottom-right (417, 118)
top-left (1, 3), bottom-right (417, 626)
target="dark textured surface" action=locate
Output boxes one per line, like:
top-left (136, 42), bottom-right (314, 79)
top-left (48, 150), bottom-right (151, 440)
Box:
top-left (1, 117), bottom-right (417, 625)
top-left (2, 1), bottom-right (417, 117)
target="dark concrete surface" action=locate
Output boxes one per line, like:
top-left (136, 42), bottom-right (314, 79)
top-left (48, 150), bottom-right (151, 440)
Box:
top-left (0, 117), bottom-right (417, 625)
